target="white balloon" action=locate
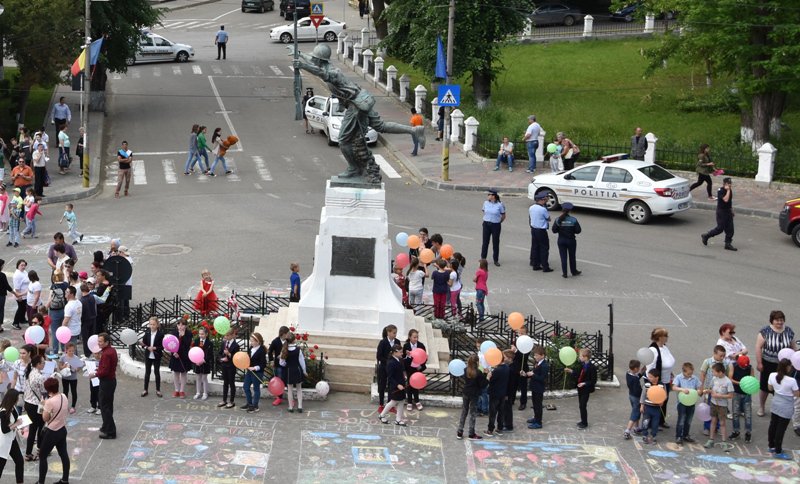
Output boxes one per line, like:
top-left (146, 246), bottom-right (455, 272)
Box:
top-left (516, 335), bottom-right (534, 354)
top-left (636, 347), bottom-right (655, 366)
top-left (315, 380), bottom-right (330, 397)
top-left (120, 328), bottom-right (139, 346)
top-left (27, 325), bottom-right (45, 344)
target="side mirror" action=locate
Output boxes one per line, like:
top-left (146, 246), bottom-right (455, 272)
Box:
top-left (322, 112), bottom-right (329, 117)
top-left (564, 174), bottom-right (574, 180)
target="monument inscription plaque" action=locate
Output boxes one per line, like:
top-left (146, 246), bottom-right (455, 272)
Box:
top-left (330, 236), bottom-right (375, 278)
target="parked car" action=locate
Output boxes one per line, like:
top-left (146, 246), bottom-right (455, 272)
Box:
top-left (305, 95), bottom-right (378, 147)
top-left (527, 154), bottom-right (692, 224)
top-left (242, 0), bottom-right (274, 13)
top-left (269, 17), bottom-right (346, 43)
top-left (611, 3), bottom-right (676, 22)
top-left (127, 31), bottom-right (193, 65)
top-left (779, 197), bottom-right (800, 247)
top-left (282, 0), bottom-right (311, 20)
top-left (530, 2), bottom-right (585, 27)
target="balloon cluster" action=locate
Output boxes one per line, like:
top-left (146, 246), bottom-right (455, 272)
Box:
top-left (394, 233), bottom-right (456, 267)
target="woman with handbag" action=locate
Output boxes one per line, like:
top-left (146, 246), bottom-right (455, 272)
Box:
top-left (0, 389), bottom-right (25, 483)
top-left (22, 355), bottom-right (46, 461)
top-left (36, 377), bottom-right (71, 484)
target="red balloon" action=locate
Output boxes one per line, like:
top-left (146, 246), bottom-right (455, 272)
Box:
top-left (267, 376), bottom-right (285, 397)
top-left (395, 253), bottom-right (410, 269)
top-left (409, 372), bottom-right (427, 390)
top-left (411, 347), bottom-right (427, 365)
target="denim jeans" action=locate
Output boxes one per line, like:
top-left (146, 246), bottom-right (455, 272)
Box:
top-left (210, 155), bottom-right (229, 174)
top-left (22, 218), bottom-right (36, 237)
top-left (676, 402), bottom-right (695, 439)
top-left (495, 154), bottom-right (513, 170)
top-left (732, 393), bottom-right (752, 432)
top-left (629, 394), bottom-right (641, 422)
top-left (643, 404), bottom-right (661, 438)
top-left (49, 309), bottom-right (65, 353)
top-left (197, 149), bottom-right (210, 171)
top-left (184, 150), bottom-right (199, 173)
top-left (478, 386), bottom-right (489, 414)
top-left (243, 370), bottom-right (263, 408)
top-left (526, 141), bottom-right (539, 171)
top-left (457, 395), bottom-right (478, 435)
top-left (475, 289), bottom-right (486, 321)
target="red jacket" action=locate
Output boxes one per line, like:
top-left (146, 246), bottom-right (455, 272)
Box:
top-left (96, 345), bottom-right (118, 380)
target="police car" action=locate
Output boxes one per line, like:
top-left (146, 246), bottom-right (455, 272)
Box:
top-left (304, 95), bottom-right (378, 146)
top-left (126, 31), bottom-right (194, 65)
top-left (527, 154), bottom-right (692, 224)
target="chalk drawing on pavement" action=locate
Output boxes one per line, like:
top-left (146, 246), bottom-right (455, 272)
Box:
top-left (643, 448), bottom-right (800, 483)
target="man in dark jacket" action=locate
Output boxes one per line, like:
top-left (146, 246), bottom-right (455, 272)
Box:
top-left (80, 282), bottom-right (97, 356)
top-left (486, 350), bottom-right (512, 437)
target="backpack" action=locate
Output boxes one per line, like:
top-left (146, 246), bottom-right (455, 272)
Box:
top-left (49, 283), bottom-right (67, 310)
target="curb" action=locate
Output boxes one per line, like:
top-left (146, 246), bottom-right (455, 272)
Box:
top-left (152, 0), bottom-right (221, 12)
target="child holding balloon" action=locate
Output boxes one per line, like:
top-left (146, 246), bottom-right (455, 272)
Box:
top-left (430, 259), bottom-right (450, 320)
top-left (672, 362), bottom-right (701, 444)
top-left (279, 332), bottom-right (307, 413)
top-left (639, 369), bottom-right (665, 444)
top-left (403, 329), bottom-right (427, 411)
top-left (192, 327), bottom-right (214, 400)
top-left (527, 345), bottom-right (548, 430)
top-left (565, 348), bottom-right (597, 429)
top-left (378, 344), bottom-right (407, 426)
top-left (728, 355), bottom-right (754, 442)
top-left (484, 349), bottom-right (511, 437)
top-left (376, 325), bottom-right (398, 412)
top-left (457, 355), bottom-right (486, 440)
top-left (217, 329), bottom-right (240, 408)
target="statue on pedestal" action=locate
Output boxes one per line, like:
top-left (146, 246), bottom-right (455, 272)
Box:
top-left (292, 44), bottom-right (426, 186)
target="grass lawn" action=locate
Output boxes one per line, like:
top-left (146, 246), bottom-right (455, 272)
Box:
top-left (383, 37), bottom-right (800, 170)
top-left (0, 67), bottom-right (54, 137)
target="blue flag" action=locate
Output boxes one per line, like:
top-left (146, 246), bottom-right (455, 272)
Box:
top-left (435, 36), bottom-right (447, 79)
top-left (88, 38), bottom-right (104, 65)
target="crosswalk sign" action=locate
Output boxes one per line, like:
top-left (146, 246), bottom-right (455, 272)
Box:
top-left (311, 3), bottom-right (323, 15)
top-left (438, 84), bottom-right (460, 107)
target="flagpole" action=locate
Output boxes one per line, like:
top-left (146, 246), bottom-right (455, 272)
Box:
top-left (82, 0), bottom-right (91, 188)
top-left (441, 0), bottom-right (455, 181)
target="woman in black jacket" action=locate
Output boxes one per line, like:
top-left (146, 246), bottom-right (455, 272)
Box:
top-left (0, 389), bottom-right (24, 483)
top-left (0, 260), bottom-right (13, 333)
top-left (168, 319), bottom-right (193, 399)
top-left (378, 344), bottom-right (407, 426)
top-left (403, 329), bottom-right (427, 411)
top-left (140, 317), bottom-right (164, 397)
top-left (457, 355), bottom-right (488, 440)
top-left (217, 329), bottom-right (240, 408)
top-left (243, 332), bottom-right (267, 413)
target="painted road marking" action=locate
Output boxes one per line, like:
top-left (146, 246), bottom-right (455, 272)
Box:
top-left (294, 202), bottom-right (313, 209)
top-left (269, 65), bottom-right (284, 76)
top-left (267, 193), bottom-right (281, 199)
top-left (374, 154), bottom-right (401, 179)
top-left (192, 65), bottom-right (202, 75)
top-left (577, 259), bottom-right (613, 268)
top-left (441, 232), bottom-right (473, 240)
top-left (252, 155), bottom-right (273, 181)
top-left (254, 183), bottom-right (263, 190)
top-left (207, 76), bottom-right (242, 151)
top-left (662, 298), bottom-right (688, 327)
top-left (505, 245), bottom-right (528, 251)
top-left (649, 274), bottom-right (691, 284)
top-left (211, 64), bottom-right (223, 75)
top-left (224, 157), bottom-right (241, 182)
top-left (172, 66), bottom-right (182, 75)
top-left (152, 67), bottom-right (161, 77)
top-left (162, 159), bottom-right (178, 184)
top-left (735, 291), bottom-right (781, 303)
top-left (133, 160), bottom-right (147, 185)
top-left (131, 70), bottom-right (140, 79)
top-left (231, 65), bottom-right (242, 75)
top-left (252, 65), bottom-right (264, 76)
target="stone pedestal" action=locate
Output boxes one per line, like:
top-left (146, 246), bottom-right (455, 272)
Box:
top-left (297, 180), bottom-right (407, 335)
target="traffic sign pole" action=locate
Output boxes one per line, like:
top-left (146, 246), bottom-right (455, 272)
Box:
top-left (442, 0), bottom-right (455, 182)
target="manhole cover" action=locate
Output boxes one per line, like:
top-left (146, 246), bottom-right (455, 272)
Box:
top-left (295, 219), bottom-right (320, 225)
top-left (141, 244), bottom-right (192, 256)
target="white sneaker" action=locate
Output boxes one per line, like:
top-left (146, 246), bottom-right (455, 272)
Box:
top-left (193, 393), bottom-right (201, 400)
top-left (201, 393), bottom-right (208, 400)
top-left (86, 408), bottom-right (96, 414)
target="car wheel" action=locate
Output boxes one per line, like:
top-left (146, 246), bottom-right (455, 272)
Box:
top-left (792, 224), bottom-right (800, 247)
top-left (280, 32), bottom-right (292, 43)
top-left (125, 56), bottom-right (135, 66)
top-left (624, 14), bottom-right (633, 22)
top-left (260, 5), bottom-right (265, 13)
top-left (176, 51), bottom-right (189, 63)
top-left (625, 201), bottom-right (652, 224)
top-left (538, 189), bottom-right (559, 210)
top-left (563, 15), bottom-right (575, 26)
top-left (242, 7), bottom-right (246, 12)
top-left (327, 131), bottom-right (337, 146)
top-left (664, 11), bottom-right (674, 20)
top-left (323, 31), bottom-right (336, 42)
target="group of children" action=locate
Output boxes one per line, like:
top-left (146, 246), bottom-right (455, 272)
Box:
top-left (0, 187), bottom-right (83, 248)
top-left (375, 325), bottom-right (429, 426)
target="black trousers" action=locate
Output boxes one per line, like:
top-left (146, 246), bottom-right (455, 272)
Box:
top-left (24, 402), bottom-right (43, 456)
top-left (768, 413), bottom-right (791, 454)
top-left (558, 238), bottom-right (578, 275)
top-left (81, 320), bottom-right (96, 357)
top-left (217, 42), bottom-right (227, 59)
top-left (377, 363), bottom-right (388, 406)
top-left (481, 221), bottom-right (502, 263)
top-left (89, 381), bottom-right (99, 409)
top-left (518, 376), bottom-right (529, 406)
top-left (99, 378), bottom-right (117, 436)
top-left (13, 300), bottom-right (26, 327)
top-left (706, 210), bottom-right (734, 245)
top-left (62, 379), bottom-right (78, 408)
top-left (221, 365), bottom-right (236, 402)
top-left (502, 398), bottom-right (515, 429)
top-left (488, 396), bottom-right (505, 432)
top-left (690, 173), bottom-right (713, 197)
top-left (144, 357), bottom-right (161, 392)
top-left (37, 426), bottom-right (69, 483)
top-left (577, 387), bottom-right (591, 425)
top-left (0, 437), bottom-right (23, 483)
top-left (33, 166), bottom-right (46, 197)
top-left (530, 228), bottom-right (550, 269)
top-left (563, 154), bottom-right (578, 170)
top-left (531, 391), bottom-right (544, 424)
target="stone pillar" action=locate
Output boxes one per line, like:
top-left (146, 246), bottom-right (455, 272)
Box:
top-left (353, 42), bottom-right (363, 68)
top-left (344, 36), bottom-right (353, 61)
top-left (374, 56), bottom-right (384, 86)
top-left (414, 85), bottom-right (427, 114)
top-left (583, 15), bottom-right (594, 38)
top-left (361, 27), bottom-right (370, 49)
top-left (644, 14), bottom-right (655, 33)
top-left (450, 109), bottom-right (464, 143)
top-left (386, 65), bottom-right (397, 92)
top-left (464, 116), bottom-right (479, 152)
top-left (755, 143), bottom-right (777, 185)
top-left (523, 18), bottom-right (532, 37)
top-left (537, 129), bottom-right (547, 162)
top-left (644, 132), bottom-right (658, 164)
top-left (362, 49), bottom-right (373, 77)
top-left (338, 33), bottom-right (347, 56)
top-left (430, 97), bottom-right (440, 129)
top-left (399, 74), bottom-right (410, 102)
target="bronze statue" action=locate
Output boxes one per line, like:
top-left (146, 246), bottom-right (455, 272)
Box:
top-left (292, 44), bottom-right (426, 185)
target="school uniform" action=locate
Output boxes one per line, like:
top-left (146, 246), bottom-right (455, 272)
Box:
top-left (487, 363), bottom-right (510, 434)
top-left (375, 337), bottom-right (397, 407)
top-left (141, 329), bottom-right (164, 392)
top-left (403, 341), bottom-right (427, 404)
top-left (168, 331), bottom-right (193, 373)
top-left (503, 349), bottom-right (525, 430)
top-left (515, 346), bottom-right (531, 408)
top-left (458, 370), bottom-right (488, 437)
top-left (268, 336), bottom-right (285, 382)
top-left (192, 337), bottom-right (214, 375)
top-left (283, 345), bottom-right (306, 385)
top-left (528, 358), bottom-right (549, 427)
top-left (218, 338), bottom-right (240, 404)
top-left (574, 360), bottom-right (598, 428)
top-left (244, 345), bottom-right (267, 410)
top-left (379, 355), bottom-right (407, 424)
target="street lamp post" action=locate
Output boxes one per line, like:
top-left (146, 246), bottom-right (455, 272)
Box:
top-left (293, 8), bottom-right (302, 120)
top-left (82, 0), bottom-right (91, 187)
top-left (0, 4), bottom-right (5, 82)
top-left (441, 0), bottom-right (455, 181)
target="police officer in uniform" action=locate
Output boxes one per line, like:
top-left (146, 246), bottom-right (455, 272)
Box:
top-left (529, 193), bottom-right (553, 272)
top-left (553, 202), bottom-right (582, 278)
top-left (701, 177), bottom-right (737, 251)
top-left (481, 190), bottom-right (506, 267)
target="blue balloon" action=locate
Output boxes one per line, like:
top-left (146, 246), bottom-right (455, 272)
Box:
top-left (395, 232), bottom-right (409, 247)
top-left (448, 359), bottom-right (466, 377)
top-left (480, 341), bottom-right (497, 354)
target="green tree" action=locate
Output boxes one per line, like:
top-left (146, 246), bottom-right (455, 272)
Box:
top-left (380, 0), bottom-right (533, 108)
top-left (643, 0), bottom-right (800, 148)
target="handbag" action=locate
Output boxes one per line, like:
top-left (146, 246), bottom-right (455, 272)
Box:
top-left (40, 394), bottom-right (64, 437)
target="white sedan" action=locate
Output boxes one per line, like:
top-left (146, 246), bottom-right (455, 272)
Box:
top-left (269, 17), bottom-right (346, 43)
top-left (127, 32), bottom-right (194, 65)
top-left (527, 155), bottom-right (692, 224)
top-left (305, 95), bottom-right (378, 146)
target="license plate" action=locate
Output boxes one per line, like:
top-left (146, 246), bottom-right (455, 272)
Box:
top-left (678, 202), bottom-right (688, 209)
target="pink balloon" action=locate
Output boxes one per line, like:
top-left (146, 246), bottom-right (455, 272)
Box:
top-left (87, 335), bottom-right (100, 354)
top-left (268, 377), bottom-right (285, 397)
top-left (163, 334), bottom-right (179, 353)
top-left (56, 326), bottom-right (72, 345)
top-left (778, 348), bottom-right (795, 362)
top-left (188, 347), bottom-right (205, 365)
top-left (411, 348), bottom-right (427, 366)
top-left (409, 372), bottom-right (427, 389)
top-left (395, 253), bottom-right (410, 269)
top-left (791, 352), bottom-right (800, 371)
top-left (24, 334), bottom-right (33, 345)
top-left (695, 402), bottom-right (711, 422)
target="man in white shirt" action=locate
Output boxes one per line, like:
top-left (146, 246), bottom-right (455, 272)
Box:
top-left (494, 137), bottom-right (514, 172)
top-left (62, 286), bottom-right (83, 349)
top-left (522, 115), bottom-right (542, 173)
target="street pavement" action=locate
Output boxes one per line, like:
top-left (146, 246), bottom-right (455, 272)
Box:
top-left (2, 0), bottom-right (800, 481)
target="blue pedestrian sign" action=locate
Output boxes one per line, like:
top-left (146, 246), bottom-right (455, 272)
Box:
top-left (438, 85), bottom-right (460, 107)
top-left (311, 3), bottom-right (324, 15)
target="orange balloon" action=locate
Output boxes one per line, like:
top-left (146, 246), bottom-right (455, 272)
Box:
top-left (647, 386), bottom-right (667, 405)
top-left (440, 244), bottom-right (454, 260)
top-left (485, 347), bottom-right (503, 367)
top-left (233, 352), bottom-right (250, 370)
top-left (508, 312), bottom-right (525, 330)
top-left (419, 248), bottom-right (435, 264)
top-left (407, 235), bottom-right (421, 250)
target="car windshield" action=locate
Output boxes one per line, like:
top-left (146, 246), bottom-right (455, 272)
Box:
top-left (638, 164), bottom-right (675, 181)
top-left (330, 99), bottom-right (346, 116)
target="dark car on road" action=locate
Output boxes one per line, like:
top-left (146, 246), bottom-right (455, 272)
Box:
top-left (611, 2), bottom-right (676, 22)
top-left (779, 197), bottom-right (800, 247)
top-left (281, 0), bottom-right (311, 20)
top-left (530, 2), bottom-right (585, 26)
top-left (242, 0), bottom-right (274, 13)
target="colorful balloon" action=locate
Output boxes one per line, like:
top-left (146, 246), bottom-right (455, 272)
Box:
top-left (188, 347), bottom-right (205, 365)
top-left (395, 232), bottom-right (409, 247)
top-left (636, 347), bottom-right (654, 366)
top-left (268, 376), bottom-right (285, 397)
top-left (792, 352), bottom-right (800, 371)
top-left (439, 244), bottom-right (454, 260)
top-left (163, 334), bottom-right (179, 353)
top-left (316, 380), bottom-right (330, 397)
top-left (516, 335), bottom-right (534, 354)
top-left (407, 234), bottom-right (421, 250)
top-left (448, 359), bottom-right (466, 377)
top-left (547, 143), bottom-right (558, 154)
top-left (507, 312), bottom-right (525, 331)
top-left (395, 253), bottom-right (410, 269)
top-left (409, 372), bottom-right (427, 389)
top-left (410, 348), bottom-right (427, 365)
top-left (3, 347), bottom-right (19, 362)
top-left (485, 348), bottom-right (502, 367)
top-left (678, 389), bottom-right (699, 406)
top-left (647, 386), bottom-right (667, 405)
top-left (87, 335), bottom-right (101, 354)
top-left (419, 248), bottom-right (435, 264)
top-left (26, 326), bottom-right (45, 345)
top-left (56, 326), bottom-right (72, 345)
top-left (559, 347), bottom-right (578, 366)
top-left (120, 328), bottom-right (139, 346)
top-left (213, 316), bottom-right (231, 335)
top-left (480, 341), bottom-right (497, 354)
top-left (233, 352), bottom-right (250, 370)
top-left (695, 402), bottom-right (711, 422)
top-left (778, 348), bottom-right (795, 361)
top-left (739, 375), bottom-right (759, 395)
